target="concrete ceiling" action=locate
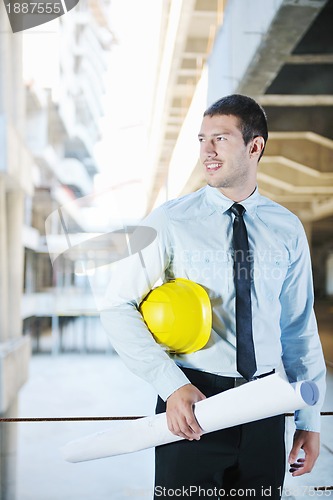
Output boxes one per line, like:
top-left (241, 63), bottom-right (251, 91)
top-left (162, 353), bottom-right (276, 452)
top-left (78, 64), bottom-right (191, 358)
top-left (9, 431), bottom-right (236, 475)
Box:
top-left (146, 0), bottom-right (333, 244)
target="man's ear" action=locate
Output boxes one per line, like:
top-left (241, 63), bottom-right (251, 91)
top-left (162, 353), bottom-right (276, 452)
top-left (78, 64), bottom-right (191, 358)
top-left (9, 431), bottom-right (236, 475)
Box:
top-left (250, 136), bottom-right (265, 157)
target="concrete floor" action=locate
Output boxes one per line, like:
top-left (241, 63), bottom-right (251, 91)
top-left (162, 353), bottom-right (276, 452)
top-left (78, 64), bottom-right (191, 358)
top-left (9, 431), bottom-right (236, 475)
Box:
top-left (16, 352), bottom-right (156, 500)
top-left (16, 303), bottom-right (333, 500)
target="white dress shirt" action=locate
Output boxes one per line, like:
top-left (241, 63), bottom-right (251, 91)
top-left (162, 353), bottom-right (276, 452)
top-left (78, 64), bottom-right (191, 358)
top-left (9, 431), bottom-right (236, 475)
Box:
top-left (100, 185), bottom-right (326, 432)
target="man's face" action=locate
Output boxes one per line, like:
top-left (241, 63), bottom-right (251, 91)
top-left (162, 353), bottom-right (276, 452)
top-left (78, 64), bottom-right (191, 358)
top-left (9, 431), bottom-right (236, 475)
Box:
top-left (198, 114), bottom-right (254, 192)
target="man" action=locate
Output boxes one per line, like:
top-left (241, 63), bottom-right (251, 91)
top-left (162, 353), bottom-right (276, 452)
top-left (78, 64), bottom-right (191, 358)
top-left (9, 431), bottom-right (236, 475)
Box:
top-left (100, 94), bottom-right (326, 499)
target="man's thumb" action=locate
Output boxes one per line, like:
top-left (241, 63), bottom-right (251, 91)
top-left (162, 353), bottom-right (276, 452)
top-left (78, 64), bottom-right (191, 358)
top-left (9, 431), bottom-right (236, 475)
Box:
top-left (288, 445), bottom-right (299, 464)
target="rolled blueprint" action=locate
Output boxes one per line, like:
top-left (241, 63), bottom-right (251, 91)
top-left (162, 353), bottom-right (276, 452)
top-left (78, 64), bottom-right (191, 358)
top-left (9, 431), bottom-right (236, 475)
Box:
top-left (62, 373), bottom-right (319, 463)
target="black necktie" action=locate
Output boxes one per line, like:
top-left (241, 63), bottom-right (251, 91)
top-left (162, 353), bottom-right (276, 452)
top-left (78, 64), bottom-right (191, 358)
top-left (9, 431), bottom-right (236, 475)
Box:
top-left (231, 203), bottom-right (257, 380)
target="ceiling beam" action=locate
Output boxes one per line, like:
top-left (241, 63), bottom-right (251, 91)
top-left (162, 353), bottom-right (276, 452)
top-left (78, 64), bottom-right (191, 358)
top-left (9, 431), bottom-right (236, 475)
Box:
top-left (257, 172), bottom-right (333, 193)
top-left (261, 156), bottom-right (333, 179)
top-left (299, 196), bottom-right (333, 221)
top-left (268, 131), bottom-right (333, 149)
top-left (256, 95), bottom-right (333, 106)
top-left (286, 54), bottom-right (333, 64)
top-left (236, 0), bottom-right (328, 96)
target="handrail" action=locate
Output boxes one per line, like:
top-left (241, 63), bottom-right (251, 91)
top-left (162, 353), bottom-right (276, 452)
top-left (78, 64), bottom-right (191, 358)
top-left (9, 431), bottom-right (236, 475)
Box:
top-left (0, 411), bottom-right (332, 422)
top-left (1, 413), bottom-right (331, 490)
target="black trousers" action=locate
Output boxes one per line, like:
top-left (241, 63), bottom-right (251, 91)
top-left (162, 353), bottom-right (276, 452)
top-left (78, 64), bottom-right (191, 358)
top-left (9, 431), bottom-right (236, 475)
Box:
top-left (154, 367), bottom-right (285, 500)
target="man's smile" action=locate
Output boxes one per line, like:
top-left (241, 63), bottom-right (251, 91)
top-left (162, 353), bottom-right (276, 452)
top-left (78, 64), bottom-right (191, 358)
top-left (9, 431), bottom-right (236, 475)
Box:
top-left (205, 162), bottom-right (223, 172)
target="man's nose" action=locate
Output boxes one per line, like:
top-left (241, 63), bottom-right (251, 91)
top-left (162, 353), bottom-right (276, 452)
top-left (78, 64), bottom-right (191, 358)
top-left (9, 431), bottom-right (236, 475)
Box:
top-left (203, 141), bottom-right (217, 158)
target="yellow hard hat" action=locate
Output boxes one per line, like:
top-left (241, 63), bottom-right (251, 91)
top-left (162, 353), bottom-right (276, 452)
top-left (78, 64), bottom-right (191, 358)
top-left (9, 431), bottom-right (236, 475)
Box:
top-left (139, 278), bottom-right (212, 354)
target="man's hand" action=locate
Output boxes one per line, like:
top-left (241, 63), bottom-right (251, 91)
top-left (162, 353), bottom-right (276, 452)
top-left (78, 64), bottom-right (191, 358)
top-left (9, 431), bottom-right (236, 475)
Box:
top-left (166, 384), bottom-right (206, 440)
top-left (288, 430), bottom-right (320, 476)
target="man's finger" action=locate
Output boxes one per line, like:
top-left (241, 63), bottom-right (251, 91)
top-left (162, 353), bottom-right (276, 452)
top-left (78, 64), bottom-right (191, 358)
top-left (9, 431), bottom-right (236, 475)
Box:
top-left (185, 412), bottom-right (202, 436)
top-left (177, 411), bottom-right (201, 440)
top-left (171, 421), bottom-right (200, 440)
top-left (166, 383), bottom-right (206, 440)
top-left (290, 457), bottom-right (315, 476)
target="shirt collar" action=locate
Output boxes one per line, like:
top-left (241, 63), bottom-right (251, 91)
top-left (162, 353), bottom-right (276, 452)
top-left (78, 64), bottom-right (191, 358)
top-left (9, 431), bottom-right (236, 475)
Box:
top-left (205, 185), bottom-right (259, 219)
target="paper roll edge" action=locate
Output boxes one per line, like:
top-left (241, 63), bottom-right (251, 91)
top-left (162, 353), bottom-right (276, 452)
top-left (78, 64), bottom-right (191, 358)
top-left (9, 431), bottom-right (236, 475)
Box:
top-left (299, 381), bottom-right (319, 406)
top-left (61, 442), bottom-right (89, 463)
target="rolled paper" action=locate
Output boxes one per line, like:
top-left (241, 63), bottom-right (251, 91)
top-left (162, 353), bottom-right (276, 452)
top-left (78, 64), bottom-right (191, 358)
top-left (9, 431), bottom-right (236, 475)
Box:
top-left (61, 373), bottom-right (319, 463)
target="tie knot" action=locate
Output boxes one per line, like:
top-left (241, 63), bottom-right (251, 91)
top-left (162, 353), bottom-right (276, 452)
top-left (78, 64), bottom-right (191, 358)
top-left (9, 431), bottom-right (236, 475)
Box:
top-left (231, 203), bottom-right (245, 217)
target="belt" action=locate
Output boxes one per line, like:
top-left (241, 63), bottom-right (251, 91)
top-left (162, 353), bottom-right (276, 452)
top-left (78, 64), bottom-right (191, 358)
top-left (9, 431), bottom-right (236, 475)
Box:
top-left (224, 369), bottom-right (276, 388)
top-left (180, 366), bottom-right (275, 390)
top-left (250, 369), bottom-right (276, 381)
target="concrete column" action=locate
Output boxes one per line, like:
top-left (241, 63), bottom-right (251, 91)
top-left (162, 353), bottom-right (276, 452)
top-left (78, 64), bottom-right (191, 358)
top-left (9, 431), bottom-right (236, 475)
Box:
top-left (24, 250), bottom-right (33, 294)
top-left (0, 399), bottom-right (18, 500)
top-left (0, 3), bottom-right (10, 118)
top-left (0, 178), bottom-right (8, 342)
top-left (10, 36), bottom-right (24, 135)
top-left (6, 190), bottom-right (24, 340)
top-left (0, 7), bottom-right (30, 500)
top-left (0, 182), bottom-right (30, 496)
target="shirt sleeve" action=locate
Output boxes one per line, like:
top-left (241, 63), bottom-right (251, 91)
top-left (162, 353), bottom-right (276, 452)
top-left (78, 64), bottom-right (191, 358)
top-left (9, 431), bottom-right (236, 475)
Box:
top-left (280, 219), bottom-right (326, 432)
top-left (99, 205), bottom-right (190, 401)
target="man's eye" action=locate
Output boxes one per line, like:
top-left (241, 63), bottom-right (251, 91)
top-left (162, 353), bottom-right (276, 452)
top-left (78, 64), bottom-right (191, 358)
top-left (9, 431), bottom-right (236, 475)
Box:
top-left (216, 136), bottom-right (226, 141)
top-left (198, 137), bottom-right (205, 142)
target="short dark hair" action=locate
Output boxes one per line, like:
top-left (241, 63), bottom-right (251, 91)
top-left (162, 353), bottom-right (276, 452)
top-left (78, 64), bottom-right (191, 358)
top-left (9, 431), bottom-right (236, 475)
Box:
top-left (204, 94), bottom-right (268, 158)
